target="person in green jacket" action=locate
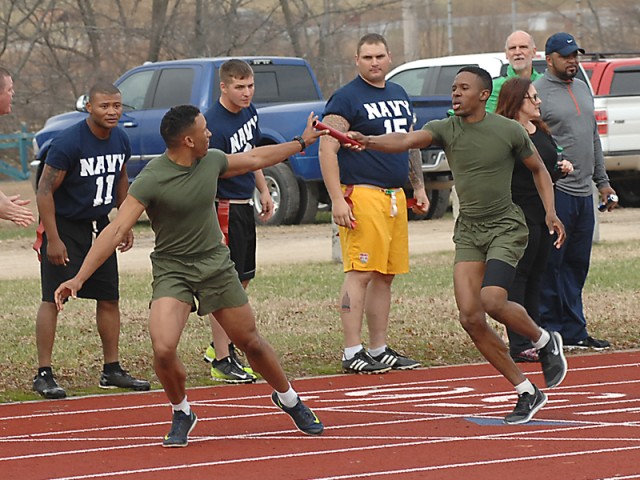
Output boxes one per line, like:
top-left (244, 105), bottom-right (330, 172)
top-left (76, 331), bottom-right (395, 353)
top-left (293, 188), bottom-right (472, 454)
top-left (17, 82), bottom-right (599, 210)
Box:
top-left (486, 30), bottom-right (543, 113)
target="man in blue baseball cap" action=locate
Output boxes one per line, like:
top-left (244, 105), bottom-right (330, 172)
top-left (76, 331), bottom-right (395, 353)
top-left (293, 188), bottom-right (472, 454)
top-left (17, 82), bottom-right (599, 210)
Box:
top-left (544, 32), bottom-right (585, 56)
top-left (534, 33), bottom-right (616, 351)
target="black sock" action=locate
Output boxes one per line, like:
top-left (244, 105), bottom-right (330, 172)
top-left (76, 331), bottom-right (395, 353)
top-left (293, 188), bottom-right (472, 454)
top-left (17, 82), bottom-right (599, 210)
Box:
top-left (38, 366), bottom-right (53, 376)
top-left (103, 361), bottom-right (121, 374)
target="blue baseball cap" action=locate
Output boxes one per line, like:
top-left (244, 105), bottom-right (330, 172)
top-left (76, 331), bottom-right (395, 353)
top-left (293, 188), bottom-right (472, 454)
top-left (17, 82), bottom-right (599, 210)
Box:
top-left (545, 32), bottom-right (585, 56)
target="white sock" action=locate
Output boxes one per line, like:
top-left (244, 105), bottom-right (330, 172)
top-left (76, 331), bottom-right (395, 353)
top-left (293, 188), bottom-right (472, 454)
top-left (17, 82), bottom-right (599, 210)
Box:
top-left (368, 345), bottom-right (387, 357)
top-left (343, 344), bottom-right (364, 361)
top-left (276, 384), bottom-right (299, 408)
top-left (515, 379), bottom-right (536, 396)
top-left (533, 328), bottom-right (551, 350)
top-left (172, 396), bottom-right (191, 415)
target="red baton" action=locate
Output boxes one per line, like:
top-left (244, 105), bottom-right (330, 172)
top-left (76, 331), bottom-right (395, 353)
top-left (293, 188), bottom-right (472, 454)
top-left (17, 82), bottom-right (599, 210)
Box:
top-left (313, 120), bottom-right (363, 147)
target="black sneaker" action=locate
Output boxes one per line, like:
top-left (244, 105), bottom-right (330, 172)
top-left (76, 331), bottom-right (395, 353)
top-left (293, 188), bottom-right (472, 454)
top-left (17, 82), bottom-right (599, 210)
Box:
top-left (99, 369), bottom-right (150, 391)
top-left (537, 331), bottom-right (568, 388)
top-left (271, 392), bottom-right (324, 436)
top-left (229, 343), bottom-right (255, 375)
top-left (565, 336), bottom-right (611, 351)
top-left (211, 357), bottom-right (257, 384)
top-left (342, 349), bottom-right (391, 374)
top-left (504, 385), bottom-right (548, 425)
top-left (33, 370), bottom-right (66, 399)
top-left (162, 410), bottom-right (198, 447)
top-left (371, 346), bottom-right (421, 370)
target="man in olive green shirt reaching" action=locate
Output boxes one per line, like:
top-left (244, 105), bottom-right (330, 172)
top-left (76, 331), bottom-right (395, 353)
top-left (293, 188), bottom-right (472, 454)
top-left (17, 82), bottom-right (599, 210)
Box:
top-left (54, 105), bottom-right (327, 447)
top-left (348, 66), bottom-right (568, 426)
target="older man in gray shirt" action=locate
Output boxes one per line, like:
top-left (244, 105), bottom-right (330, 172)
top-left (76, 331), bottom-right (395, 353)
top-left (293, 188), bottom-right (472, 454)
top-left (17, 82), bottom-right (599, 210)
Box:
top-left (534, 32), bottom-right (616, 350)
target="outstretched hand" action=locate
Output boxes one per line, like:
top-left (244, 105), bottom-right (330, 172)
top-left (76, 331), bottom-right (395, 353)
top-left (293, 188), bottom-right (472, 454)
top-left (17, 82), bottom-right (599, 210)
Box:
top-left (0, 194), bottom-right (36, 227)
top-left (344, 131), bottom-right (367, 151)
top-left (300, 112), bottom-right (328, 147)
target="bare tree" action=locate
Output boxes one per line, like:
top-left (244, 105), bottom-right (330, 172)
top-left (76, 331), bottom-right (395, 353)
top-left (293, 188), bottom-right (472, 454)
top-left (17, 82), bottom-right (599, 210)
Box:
top-left (76, 0), bottom-right (101, 70)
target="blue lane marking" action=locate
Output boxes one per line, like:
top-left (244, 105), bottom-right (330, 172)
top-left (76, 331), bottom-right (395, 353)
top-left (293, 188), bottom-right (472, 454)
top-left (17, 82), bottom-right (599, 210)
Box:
top-left (465, 417), bottom-right (577, 426)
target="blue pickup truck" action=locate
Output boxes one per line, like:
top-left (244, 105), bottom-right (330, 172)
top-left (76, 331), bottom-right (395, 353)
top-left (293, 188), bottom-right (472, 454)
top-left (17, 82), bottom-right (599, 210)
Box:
top-left (32, 56), bottom-right (455, 224)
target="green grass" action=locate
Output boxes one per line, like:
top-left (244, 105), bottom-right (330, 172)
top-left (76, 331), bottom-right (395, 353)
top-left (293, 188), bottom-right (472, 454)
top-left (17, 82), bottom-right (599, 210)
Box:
top-left (1, 241), bottom-right (639, 403)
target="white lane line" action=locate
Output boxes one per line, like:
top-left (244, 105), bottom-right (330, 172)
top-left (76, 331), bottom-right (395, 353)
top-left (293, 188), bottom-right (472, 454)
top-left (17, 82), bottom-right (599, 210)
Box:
top-left (310, 444), bottom-right (640, 479)
top-left (46, 440), bottom-right (640, 479)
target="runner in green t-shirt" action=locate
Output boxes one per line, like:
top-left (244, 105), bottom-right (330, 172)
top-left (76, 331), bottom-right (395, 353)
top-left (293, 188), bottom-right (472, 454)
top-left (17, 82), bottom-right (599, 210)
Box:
top-left (347, 66), bottom-right (568, 425)
top-left (53, 105), bottom-right (327, 447)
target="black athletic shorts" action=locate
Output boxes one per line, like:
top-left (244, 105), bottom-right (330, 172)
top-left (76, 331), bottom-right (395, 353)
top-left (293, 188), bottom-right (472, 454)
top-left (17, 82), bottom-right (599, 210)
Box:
top-left (216, 201), bottom-right (256, 282)
top-left (40, 215), bottom-right (119, 302)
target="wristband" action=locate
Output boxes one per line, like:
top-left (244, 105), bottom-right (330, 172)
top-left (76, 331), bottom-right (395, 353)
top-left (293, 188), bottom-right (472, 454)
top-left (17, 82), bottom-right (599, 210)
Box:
top-left (293, 135), bottom-right (306, 152)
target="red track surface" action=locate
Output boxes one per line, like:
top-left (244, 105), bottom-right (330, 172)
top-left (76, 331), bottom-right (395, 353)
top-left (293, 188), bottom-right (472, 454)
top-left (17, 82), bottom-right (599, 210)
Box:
top-left (2, 351), bottom-right (640, 480)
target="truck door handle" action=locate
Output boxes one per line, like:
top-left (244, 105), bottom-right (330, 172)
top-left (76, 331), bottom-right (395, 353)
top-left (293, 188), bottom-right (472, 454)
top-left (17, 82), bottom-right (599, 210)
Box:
top-left (122, 121), bottom-right (137, 128)
top-left (613, 120), bottom-right (624, 124)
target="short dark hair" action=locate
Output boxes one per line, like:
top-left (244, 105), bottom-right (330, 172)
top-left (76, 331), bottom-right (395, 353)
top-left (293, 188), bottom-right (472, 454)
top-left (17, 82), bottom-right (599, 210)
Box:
top-left (0, 66), bottom-right (11, 90)
top-left (220, 59), bottom-right (254, 85)
top-left (88, 82), bottom-right (121, 102)
top-left (457, 66), bottom-right (493, 95)
top-left (160, 104), bottom-right (201, 148)
top-left (356, 33), bottom-right (389, 55)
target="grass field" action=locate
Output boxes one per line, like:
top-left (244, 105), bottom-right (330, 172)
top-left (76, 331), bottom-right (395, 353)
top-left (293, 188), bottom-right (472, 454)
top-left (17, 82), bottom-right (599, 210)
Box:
top-left (1, 239), bottom-right (639, 403)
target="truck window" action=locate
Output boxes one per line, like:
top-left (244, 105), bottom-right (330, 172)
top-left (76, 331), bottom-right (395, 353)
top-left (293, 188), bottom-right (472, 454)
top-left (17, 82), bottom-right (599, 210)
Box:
top-left (389, 68), bottom-right (429, 96)
top-left (118, 70), bottom-right (154, 110)
top-left (610, 69), bottom-right (640, 96)
top-left (252, 65), bottom-right (321, 103)
top-left (433, 66), bottom-right (467, 95)
top-left (151, 68), bottom-right (194, 109)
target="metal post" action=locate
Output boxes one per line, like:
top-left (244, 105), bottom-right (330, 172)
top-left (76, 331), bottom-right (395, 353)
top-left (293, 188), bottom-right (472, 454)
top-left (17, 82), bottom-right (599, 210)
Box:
top-left (447, 0), bottom-right (453, 55)
top-left (19, 123), bottom-right (29, 176)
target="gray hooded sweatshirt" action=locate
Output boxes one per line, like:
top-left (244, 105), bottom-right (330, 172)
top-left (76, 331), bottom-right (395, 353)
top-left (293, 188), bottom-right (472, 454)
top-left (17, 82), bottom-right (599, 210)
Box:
top-left (534, 71), bottom-right (610, 196)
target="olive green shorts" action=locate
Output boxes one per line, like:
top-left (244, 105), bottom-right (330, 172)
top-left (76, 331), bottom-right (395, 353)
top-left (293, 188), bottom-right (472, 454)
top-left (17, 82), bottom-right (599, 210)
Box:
top-left (453, 203), bottom-right (529, 267)
top-left (150, 247), bottom-right (248, 316)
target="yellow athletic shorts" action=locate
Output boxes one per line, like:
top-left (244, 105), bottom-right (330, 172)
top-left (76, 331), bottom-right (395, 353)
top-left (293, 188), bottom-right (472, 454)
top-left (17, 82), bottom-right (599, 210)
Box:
top-left (339, 185), bottom-right (409, 274)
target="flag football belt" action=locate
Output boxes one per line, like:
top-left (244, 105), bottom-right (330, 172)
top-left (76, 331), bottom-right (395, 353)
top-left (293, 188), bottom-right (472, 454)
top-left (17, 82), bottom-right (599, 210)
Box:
top-left (343, 184), bottom-right (416, 219)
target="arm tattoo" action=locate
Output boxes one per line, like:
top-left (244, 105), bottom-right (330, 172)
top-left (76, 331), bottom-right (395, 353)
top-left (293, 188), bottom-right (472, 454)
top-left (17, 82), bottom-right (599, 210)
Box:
top-left (39, 166), bottom-right (63, 196)
top-left (408, 148), bottom-right (424, 190)
top-left (322, 114), bottom-right (350, 146)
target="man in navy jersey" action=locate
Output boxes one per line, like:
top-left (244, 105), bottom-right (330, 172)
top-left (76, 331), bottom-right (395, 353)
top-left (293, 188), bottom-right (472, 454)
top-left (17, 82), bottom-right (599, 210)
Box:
top-left (319, 33), bottom-right (429, 374)
top-left (33, 82), bottom-right (149, 399)
top-left (202, 59), bottom-right (273, 384)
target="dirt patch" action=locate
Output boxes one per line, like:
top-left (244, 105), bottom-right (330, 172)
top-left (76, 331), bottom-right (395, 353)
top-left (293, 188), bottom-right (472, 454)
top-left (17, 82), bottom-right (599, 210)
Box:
top-left (1, 179), bottom-right (639, 280)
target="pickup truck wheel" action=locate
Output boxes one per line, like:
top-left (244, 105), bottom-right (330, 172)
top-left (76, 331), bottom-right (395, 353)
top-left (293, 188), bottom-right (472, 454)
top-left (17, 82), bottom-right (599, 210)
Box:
top-left (407, 188), bottom-right (451, 221)
top-left (294, 180), bottom-right (319, 224)
top-left (256, 163), bottom-right (300, 226)
top-left (613, 181), bottom-right (640, 208)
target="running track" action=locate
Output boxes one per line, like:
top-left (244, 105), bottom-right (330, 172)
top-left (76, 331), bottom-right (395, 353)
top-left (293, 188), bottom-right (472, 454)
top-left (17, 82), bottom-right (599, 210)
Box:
top-left (2, 351), bottom-right (639, 480)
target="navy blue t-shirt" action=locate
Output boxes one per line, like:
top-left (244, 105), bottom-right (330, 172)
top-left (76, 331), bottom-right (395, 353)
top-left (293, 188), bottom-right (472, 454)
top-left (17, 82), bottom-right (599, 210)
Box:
top-left (323, 76), bottom-right (412, 188)
top-left (45, 120), bottom-right (131, 221)
top-left (204, 101), bottom-right (262, 199)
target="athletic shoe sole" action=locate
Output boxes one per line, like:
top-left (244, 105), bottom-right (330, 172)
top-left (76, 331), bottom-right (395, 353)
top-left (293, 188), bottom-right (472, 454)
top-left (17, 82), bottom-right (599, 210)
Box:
top-left (542, 332), bottom-right (568, 388)
top-left (343, 366), bottom-right (391, 375)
